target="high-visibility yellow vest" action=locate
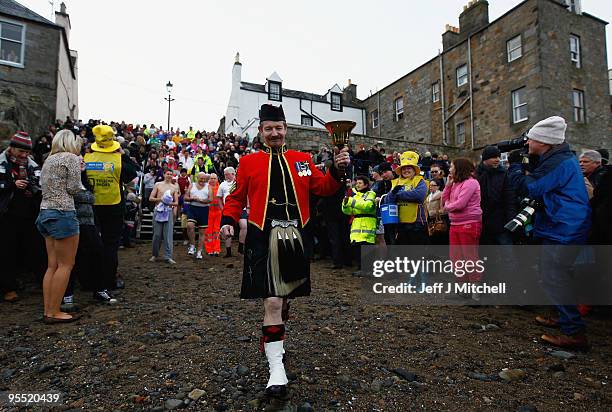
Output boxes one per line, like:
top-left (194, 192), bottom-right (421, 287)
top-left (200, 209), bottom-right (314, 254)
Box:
top-left (84, 151), bottom-right (122, 206)
top-left (391, 175), bottom-right (427, 223)
top-left (341, 189), bottom-right (377, 244)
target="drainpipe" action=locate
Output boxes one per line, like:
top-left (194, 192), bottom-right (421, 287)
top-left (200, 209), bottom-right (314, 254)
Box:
top-left (468, 35), bottom-right (475, 150)
top-left (377, 91), bottom-right (381, 139)
top-left (438, 49), bottom-right (446, 145)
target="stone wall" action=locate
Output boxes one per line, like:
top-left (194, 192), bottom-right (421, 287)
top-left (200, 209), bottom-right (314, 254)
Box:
top-left (362, 0), bottom-right (611, 158)
top-left (0, 20), bottom-right (60, 142)
top-left (284, 124), bottom-right (463, 158)
top-left (538, 0), bottom-right (610, 152)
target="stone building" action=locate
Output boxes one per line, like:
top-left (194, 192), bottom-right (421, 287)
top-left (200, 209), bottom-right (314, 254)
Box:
top-left (0, 0), bottom-right (78, 140)
top-left (222, 53), bottom-right (366, 142)
top-left (362, 0), bottom-right (610, 156)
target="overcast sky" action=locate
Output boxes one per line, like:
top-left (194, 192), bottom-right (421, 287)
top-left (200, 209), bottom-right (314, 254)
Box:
top-left (17, 0), bottom-right (612, 132)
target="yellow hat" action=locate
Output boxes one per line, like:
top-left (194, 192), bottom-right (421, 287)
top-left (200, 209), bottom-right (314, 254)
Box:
top-left (394, 151), bottom-right (421, 175)
top-left (91, 125), bottom-right (120, 153)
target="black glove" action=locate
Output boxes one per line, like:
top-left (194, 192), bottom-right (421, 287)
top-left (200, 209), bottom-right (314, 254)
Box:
top-left (391, 185), bottom-right (403, 194)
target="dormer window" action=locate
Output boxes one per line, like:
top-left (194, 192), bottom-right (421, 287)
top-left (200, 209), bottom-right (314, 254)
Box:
top-left (268, 81), bottom-right (282, 101)
top-left (331, 92), bottom-right (342, 111)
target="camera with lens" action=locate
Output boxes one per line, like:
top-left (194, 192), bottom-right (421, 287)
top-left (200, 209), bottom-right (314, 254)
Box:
top-left (504, 197), bottom-right (541, 233)
top-left (495, 133), bottom-right (528, 153)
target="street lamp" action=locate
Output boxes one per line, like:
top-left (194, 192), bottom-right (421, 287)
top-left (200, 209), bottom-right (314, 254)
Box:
top-left (165, 81), bottom-right (175, 131)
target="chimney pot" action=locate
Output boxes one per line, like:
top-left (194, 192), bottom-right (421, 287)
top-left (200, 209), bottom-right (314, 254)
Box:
top-left (60, 2), bottom-right (66, 14)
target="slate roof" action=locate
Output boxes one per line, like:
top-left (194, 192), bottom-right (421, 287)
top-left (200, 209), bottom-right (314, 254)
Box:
top-left (240, 81), bottom-right (363, 109)
top-left (0, 0), bottom-right (57, 26)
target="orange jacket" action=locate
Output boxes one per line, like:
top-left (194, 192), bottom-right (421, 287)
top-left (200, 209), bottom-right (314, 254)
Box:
top-left (222, 147), bottom-right (340, 230)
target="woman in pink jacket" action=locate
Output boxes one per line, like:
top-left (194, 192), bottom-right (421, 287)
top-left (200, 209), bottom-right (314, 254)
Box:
top-left (442, 158), bottom-right (483, 288)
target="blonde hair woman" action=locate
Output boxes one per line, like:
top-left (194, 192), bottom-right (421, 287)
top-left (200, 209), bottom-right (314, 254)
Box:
top-left (36, 129), bottom-right (83, 323)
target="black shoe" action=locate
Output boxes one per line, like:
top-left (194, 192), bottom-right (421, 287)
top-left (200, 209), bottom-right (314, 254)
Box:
top-left (94, 290), bottom-right (118, 304)
top-left (265, 385), bottom-right (288, 400)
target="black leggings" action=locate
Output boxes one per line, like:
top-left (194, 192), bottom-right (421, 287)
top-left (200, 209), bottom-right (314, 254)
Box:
top-left (65, 224), bottom-right (108, 296)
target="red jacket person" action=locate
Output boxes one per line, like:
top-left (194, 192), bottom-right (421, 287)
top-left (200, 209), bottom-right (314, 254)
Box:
top-left (221, 104), bottom-right (350, 401)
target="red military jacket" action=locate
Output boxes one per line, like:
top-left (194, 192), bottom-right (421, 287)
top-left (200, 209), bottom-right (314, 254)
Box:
top-left (222, 145), bottom-right (341, 230)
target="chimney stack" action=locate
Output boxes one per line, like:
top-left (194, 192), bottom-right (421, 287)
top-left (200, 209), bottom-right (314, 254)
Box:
top-left (343, 80), bottom-right (358, 104)
top-left (459, 0), bottom-right (489, 36)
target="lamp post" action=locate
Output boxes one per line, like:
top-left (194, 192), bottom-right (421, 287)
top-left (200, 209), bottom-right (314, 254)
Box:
top-left (164, 81), bottom-right (175, 131)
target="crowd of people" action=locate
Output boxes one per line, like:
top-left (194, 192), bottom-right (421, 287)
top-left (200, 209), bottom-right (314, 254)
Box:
top-left (1, 109), bottom-right (610, 401)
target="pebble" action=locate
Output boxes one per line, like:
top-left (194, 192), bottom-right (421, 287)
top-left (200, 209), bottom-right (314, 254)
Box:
top-left (236, 336), bottom-right (251, 342)
top-left (467, 372), bottom-right (499, 382)
top-left (236, 365), bottom-right (249, 376)
top-left (2, 369), bottom-right (16, 379)
top-left (553, 371), bottom-right (565, 378)
top-left (298, 402), bottom-right (314, 412)
top-left (247, 399), bottom-right (261, 408)
top-left (371, 379), bottom-right (382, 392)
top-left (392, 368), bottom-right (417, 382)
top-left (499, 369), bottom-right (526, 382)
top-left (128, 356), bottom-right (140, 363)
top-left (549, 351), bottom-right (575, 360)
top-left (165, 399), bottom-right (184, 410)
top-left (188, 388), bottom-right (205, 401)
top-left (517, 405), bottom-right (537, 412)
top-left (574, 393), bottom-right (585, 400)
top-left (91, 366), bottom-right (101, 373)
top-left (185, 335), bottom-right (202, 343)
top-left (38, 364), bottom-right (54, 374)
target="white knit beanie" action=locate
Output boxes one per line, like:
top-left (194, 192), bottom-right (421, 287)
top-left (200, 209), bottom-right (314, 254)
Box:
top-left (526, 116), bottom-right (566, 145)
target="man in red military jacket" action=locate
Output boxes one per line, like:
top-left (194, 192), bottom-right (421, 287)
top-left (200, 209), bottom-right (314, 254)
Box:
top-left (221, 104), bottom-right (350, 400)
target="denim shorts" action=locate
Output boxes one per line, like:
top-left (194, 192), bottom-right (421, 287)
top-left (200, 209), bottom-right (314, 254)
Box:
top-left (36, 209), bottom-right (80, 239)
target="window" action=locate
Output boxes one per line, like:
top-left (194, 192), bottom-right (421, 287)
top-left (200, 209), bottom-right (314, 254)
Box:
top-left (456, 65), bottom-right (468, 87)
top-left (394, 97), bottom-right (404, 121)
top-left (570, 35), bottom-right (581, 68)
top-left (0, 20), bottom-right (24, 66)
top-left (507, 35), bottom-right (522, 62)
top-left (456, 122), bottom-right (466, 145)
top-left (572, 89), bottom-right (585, 123)
top-left (301, 115), bottom-right (313, 127)
top-left (432, 82), bottom-right (440, 102)
top-left (331, 92), bottom-right (342, 111)
top-left (511, 87), bottom-right (528, 123)
top-left (268, 81), bottom-right (282, 101)
top-left (371, 109), bottom-right (379, 128)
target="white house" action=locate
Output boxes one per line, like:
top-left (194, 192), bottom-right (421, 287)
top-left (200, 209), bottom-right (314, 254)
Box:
top-left (224, 53), bottom-right (366, 140)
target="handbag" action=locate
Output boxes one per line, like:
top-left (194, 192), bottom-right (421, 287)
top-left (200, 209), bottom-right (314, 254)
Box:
top-left (428, 213), bottom-right (448, 237)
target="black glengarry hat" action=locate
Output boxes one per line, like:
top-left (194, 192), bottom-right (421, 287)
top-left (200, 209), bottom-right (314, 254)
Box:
top-left (259, 104), bottom-right (286, 123)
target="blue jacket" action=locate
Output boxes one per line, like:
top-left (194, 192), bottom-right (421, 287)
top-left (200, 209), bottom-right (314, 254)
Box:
top-left (508, 143), bottom-right (590, 244)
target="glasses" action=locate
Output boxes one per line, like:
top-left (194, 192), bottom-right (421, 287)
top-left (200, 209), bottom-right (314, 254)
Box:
top-left (431, 171), bottom-right (439, 174)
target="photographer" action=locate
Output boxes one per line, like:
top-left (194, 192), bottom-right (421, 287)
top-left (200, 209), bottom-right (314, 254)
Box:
top-left (508, 116), bottom-right (591, 350)
top-left (0, 132), bottom-right (43, 302)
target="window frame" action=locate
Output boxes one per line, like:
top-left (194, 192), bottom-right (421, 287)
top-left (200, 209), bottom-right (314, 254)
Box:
top-left (456, 121), bottom-right (466, 145)
top-left (507, 34), bottom-right (522, 63)
top-left (511, 87), bottom-right (529, 124)
top-left (394, 97), bottom-right (404, 121)
top-left (572, 89), bottom-right (585, 123)
top-left (432, 81), bottom-right (440, 103)
top-left (371, 109), bottom-right (379, 129)
top-left (0, 18), bottom-right (26, 68)
top-left (456, 64), bottom-right (468, 87)
top-left (570, 34), bottom-right (581, 68)
top-left (330, 92), bottom-right (343, 111)
top-left (268, 80), bottom-right (282, 102)
top-left (301, 115), bottom-right (313, 127)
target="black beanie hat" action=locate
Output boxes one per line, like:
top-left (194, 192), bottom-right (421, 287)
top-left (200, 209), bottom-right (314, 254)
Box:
top-left (482, 145), bottom-right (501, 161)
